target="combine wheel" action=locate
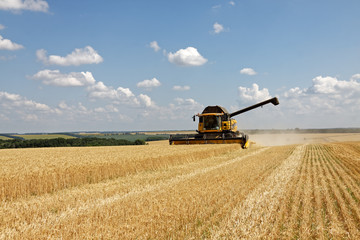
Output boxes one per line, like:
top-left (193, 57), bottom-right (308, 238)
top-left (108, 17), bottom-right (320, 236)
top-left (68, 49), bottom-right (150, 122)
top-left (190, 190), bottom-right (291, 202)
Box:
top-left (241, 134), bottom-right (249, 149)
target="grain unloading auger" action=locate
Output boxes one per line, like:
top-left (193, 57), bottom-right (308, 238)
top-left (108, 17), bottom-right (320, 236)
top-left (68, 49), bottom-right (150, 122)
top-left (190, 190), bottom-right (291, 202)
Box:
top-left (169, 97), bottom-right (279, 148)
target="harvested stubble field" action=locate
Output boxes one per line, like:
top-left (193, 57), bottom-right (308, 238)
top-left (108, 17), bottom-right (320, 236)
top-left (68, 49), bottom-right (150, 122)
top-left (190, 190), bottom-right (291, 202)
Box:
top-left (1, 134), bottom-right (360, 239)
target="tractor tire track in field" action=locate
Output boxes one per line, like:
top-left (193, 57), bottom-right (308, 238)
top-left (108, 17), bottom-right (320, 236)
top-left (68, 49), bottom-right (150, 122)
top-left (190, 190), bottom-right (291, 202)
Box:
top-left (276, 143), bottom-right (360, 239)
top-left (257, 143), bottom-right (359, 239)
top-left (212, 142), bottom-right (360, 239)
top-left (211, 144), bottom-right (305, 239)
top-left (324, 144), bottom-right (360, 235)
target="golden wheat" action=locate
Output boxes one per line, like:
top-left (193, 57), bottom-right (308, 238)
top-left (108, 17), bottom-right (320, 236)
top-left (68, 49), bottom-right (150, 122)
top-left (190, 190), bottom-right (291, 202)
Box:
top-left (1, 140), bottom-right (360, 239)
top-left (0, 144), bottom-right (239, 201)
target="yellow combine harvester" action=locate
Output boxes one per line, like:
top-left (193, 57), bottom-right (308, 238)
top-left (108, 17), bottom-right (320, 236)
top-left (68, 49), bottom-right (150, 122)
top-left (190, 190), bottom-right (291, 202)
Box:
top-left (169, 97), bottom-right (279, 148)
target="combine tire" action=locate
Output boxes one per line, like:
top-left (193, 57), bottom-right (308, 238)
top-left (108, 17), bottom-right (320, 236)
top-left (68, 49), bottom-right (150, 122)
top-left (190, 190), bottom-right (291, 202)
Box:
top-left (241, 134), bottom-right (249, 149)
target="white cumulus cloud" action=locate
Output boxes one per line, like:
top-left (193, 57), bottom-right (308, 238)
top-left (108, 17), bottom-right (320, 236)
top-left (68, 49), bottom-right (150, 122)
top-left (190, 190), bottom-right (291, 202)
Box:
top-left (31, 69), bottom-right (96, 87)
top-left (0, 91), bottom-right (51, 112)
top-left (0, 35), bottom-right (24, 50)
top-left (30, 70), bottom-right (156, 109)
top-left (240, 67), bottom-right (257, 76)
top-left (36, 46), bottom-right (103, 66)
top-left (173, 85), bottom-right (190, 91)
top-left (171, 98), bottom-right (204, 114)
top-left (0, 91), bottom-right (63, 126)
top-left (238, 83), bottom-right (271, 103)
top-left (167, 47), bottom-right (208, 66)
top-left (174, 98), bottom-right (199, 107)
top-left (87, 81), bottom-right (141, 106)
top-left (283, 75), bottom-right (360, 115)
top-left (139, 94), bottom-right (155, 108)
top-left (141, 97), bottom-right (204, 126)
top-left (87, 83), bottom-right (132, 99)
top-left (351, 73), bottom-right (360, 81)
top-left (0, 0), bottom-right (49, 12)
top-left (309, 75), bottom-right (360, 95)
top-left (137, 78), bottom-right (161, 90)
top-left (87, 81), bottom-right (157, 108)
top-left (213, 22), bottom-right (225, 34)
top-left (149, 41), bottom-right (160, 52)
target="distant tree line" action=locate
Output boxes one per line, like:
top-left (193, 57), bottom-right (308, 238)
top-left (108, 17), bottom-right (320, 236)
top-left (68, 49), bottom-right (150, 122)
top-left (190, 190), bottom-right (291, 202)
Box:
top-left (0, 137), bottom-right (145, 149)
top-left (145, 136), bottom-right (169, 141)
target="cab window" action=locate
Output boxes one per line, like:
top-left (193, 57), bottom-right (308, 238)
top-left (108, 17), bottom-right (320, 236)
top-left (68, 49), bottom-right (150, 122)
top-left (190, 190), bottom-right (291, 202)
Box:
top-left (204, 115), bottom-right (221, 130)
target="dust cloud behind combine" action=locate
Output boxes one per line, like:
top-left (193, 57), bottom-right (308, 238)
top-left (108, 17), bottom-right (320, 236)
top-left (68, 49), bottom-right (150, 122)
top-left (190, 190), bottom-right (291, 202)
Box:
top-left (250, 133), bottom-right (360, 146)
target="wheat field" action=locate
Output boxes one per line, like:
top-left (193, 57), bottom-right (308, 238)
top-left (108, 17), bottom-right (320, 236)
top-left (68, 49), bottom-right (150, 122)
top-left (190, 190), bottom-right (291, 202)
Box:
top-left (1, 136), bottom-right (360, 239)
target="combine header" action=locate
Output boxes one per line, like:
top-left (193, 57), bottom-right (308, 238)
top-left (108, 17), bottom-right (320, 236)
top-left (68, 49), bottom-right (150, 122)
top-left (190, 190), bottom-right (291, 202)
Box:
top-left (169, 97), bottom-right (279, 148)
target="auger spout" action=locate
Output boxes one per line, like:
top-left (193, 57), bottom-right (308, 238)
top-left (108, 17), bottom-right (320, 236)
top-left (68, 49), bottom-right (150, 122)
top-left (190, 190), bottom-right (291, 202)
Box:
top-left (229, 97), bottom-right (279, 118)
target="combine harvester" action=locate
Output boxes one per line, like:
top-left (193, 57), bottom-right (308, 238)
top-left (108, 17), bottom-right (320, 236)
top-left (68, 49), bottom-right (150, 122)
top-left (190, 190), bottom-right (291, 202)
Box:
top-left (169, 97), bottom-right (279, 148)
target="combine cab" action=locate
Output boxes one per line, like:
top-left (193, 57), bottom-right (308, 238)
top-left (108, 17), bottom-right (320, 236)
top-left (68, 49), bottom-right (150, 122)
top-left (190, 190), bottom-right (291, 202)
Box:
top-left (169, 97), bottom-right (279, 148)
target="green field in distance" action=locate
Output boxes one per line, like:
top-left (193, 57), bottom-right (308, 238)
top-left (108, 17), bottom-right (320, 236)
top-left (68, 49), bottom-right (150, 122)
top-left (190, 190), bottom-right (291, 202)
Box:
top-left (12, 134), bottom-right (76, 140)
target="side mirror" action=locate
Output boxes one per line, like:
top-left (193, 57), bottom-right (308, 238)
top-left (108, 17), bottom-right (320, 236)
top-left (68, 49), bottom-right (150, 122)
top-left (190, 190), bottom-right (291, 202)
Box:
top-left (192, 115), bottom-right (196, 122)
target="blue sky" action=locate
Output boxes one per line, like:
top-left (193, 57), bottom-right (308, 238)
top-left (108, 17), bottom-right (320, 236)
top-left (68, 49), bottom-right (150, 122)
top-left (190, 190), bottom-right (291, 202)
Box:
top-left (0, 0), bottom-right (359, 133)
